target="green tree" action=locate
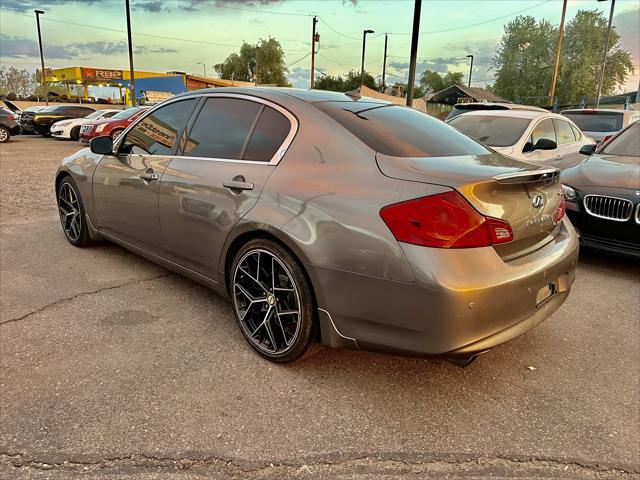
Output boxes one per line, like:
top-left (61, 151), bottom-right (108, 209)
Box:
top-left (0, 66), bottom-right (37, 97)
top-left (419, 70), bottom-right (464, 94)
top-left (314, 74), bottom-right (345, 91)
top-left (492, 11), bottom-right (633, 105)
top-left (557, 10), bottom-right (634, 104)
top-left (313, 70), bottom-right (376, 92)
top-left (492, 15), bottom-right (557, 102)
top-left (214, 37), bottom-right (290, 86)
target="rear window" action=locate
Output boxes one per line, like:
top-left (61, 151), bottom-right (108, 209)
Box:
top-left (316, 102), bottom-right (488, 157)
top-left (602, 123), bottom-right (640, 157)
top-left (561, 111), bottom-right (623, 132)
top-left (449, 115), bottom-right (530, 147)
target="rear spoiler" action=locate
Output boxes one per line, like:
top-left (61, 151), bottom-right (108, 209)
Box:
top-left (492, 167), bottom-right (560, 185)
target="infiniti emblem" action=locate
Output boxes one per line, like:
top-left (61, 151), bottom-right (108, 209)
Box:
top-left (532, 194), bottom-right (544, 209)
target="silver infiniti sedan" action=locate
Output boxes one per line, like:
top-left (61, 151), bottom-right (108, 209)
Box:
top-left (55, 88), bottom-right (579, 365)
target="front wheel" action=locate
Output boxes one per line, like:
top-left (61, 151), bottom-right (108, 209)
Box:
top-left (111, 129), bottom-right (123, 140)
top-left (70, 126), bottom-right (80, 141)
top-left (0, 126), bottom-right (9, 143)
top-left (230, 239), bottom-right (319, 363)
top-left (57, 177), bottom-right (93, 247)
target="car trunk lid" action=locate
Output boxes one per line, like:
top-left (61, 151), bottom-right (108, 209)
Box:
top-left (376, 152), bottom-right (563, 259)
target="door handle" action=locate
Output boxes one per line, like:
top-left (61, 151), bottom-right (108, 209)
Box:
top-left (139, 172), bottom-right (159, 181)
top-left (223, 180), bottom-right (254, 191)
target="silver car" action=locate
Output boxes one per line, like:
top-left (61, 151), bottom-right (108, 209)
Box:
top-left (55, 88), bottom-right (578, 365)
top-left (561, 108), bottom-right (640, 144)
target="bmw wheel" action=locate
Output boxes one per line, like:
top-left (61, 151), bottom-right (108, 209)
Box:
top-left (230, 239), bottom-right (319, 363)
top-left (57, 177), bottom-right (93, 247)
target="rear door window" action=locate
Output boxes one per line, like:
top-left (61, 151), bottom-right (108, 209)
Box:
top-left (553, 119), bottom-right (576, 144)
top-left (120, 99), bottom-right (197, 156)
top-left (449, 115), bottom-right (530, 147)
top-left (531, 118), bottom-right (556, 145)
top-left (183, 98), bottom-right (262, 159)
top-left (316, 102), bottom-right (488, 157)
top-left (243, 106), bottom-right (291, 161)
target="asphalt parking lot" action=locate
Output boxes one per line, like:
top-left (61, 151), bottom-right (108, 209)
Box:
top-left (0, 136), bottom-right (638, 479)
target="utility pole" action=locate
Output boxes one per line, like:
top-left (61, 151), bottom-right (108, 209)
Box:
top-left (310, 16), bottom-right (318, 89)
top-left (381, 33), bottom-right (388, 92)
top-left (197, 62), bottom-right (206, 76)
top-left (34, 10), bottom-right (47, 106)
top-left (595, 0), bottom-right (615, 108)
top-left (125, 0), bottom-right (136, 106)
top-left (466, 54), bottom-right (474, 87)
top-left (360, 29), bottom-right (374, 90)
top-left (548, 0), bottom-right (567, 107)
top-left (406, 0), bottom-right (421, 107)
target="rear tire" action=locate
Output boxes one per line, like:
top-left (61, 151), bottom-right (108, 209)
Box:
top-left (230, 239), bottom-right (319, 363)
top-left (57, 176), bottom-right (93, 247)
top-left (0, 126), bottom-right (9, 143)
top-left (70, 126), bottom-right (80, 141)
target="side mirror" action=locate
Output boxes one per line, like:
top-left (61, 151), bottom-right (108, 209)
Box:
top-left (90, 135), bottom-right (114, 155)
top-left (522, 141), bottom-right (533, 153)
top-left (579, 144), bottom-right (597, 156)
top-left (533, 138), bottom-right (557, 151)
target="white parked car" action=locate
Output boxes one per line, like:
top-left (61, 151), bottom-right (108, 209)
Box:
top-left (50, 109), bottom-right (120, 140)
top-left (448, 110), bottom-right (595, 164)
top-left (560, 108), bottom-right (640, 144)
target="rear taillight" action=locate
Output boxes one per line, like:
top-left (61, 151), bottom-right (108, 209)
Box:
top-left (380, 191), bottom-right (513, 249)
top-left (555, 193), bottom-right (566, 224)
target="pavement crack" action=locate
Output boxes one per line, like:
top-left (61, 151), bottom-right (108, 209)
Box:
top-left (0, 272), bottom-right (173, 327)
top-left (1, 452), bottom-right (637, 477)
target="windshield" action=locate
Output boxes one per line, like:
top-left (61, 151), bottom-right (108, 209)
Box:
top-left (449, 115), bottom-right (531, 147)
top-left (112, 107), bottom-right (141, 120)
top-left (315, 102), bottom-right (488, 157)
top-left (562, 111), bottom-right (623, 132)
top-left (85, 110), bottom-right (106, 119)
top-left (602, 123), bottom-right (640, 156)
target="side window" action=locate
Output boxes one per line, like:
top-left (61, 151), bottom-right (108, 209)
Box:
top-left (531, 119), bottom-right (556, 146)
top-left (554, 119), bottom-right (576, 144)
top-left (243, 106), bottom-right (291, 161)
top-left (120, 99), bottom-right (197, 156)
top-left (570, 124), bottom-right (582, 141)
top-left (183, 98), bottom-right (261, 159)
top-left (102, 111), bottom-right (117, 119)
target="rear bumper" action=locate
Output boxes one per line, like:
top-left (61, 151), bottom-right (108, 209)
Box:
top-left (314, 219), bottom-right (579, 357)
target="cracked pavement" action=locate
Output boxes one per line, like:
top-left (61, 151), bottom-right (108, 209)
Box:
top-left (1, 136), bottom-right (639, 479)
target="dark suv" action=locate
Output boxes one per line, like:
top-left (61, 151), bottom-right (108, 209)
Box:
top-left (20, 105), bottom-right (95, 136)
top-left (0, 107), bottom-right (20, 143)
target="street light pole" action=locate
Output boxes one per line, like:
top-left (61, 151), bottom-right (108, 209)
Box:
top-left (406, 0), bottom-right (422, 107)
top-left (360, 29), bottom-right (374, 90)
top-left (466, 54), bottom-right (474, 87)
top-left (197, 62), bottom-right (206, 76)
top-left (310, 15), bottom-right (318, 89)
top-left (381, 33), bottom-right (388, 92)
top-left (34, 9), bottom-right (47, 106)
top-left (125, 0), bottom-right (136, 106)
top-left (595, 0), bottom-right (615, 108)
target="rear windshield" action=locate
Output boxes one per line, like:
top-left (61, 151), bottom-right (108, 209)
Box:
top-left (561, 111), bottom-right (623, 132)
top-left (602, 123), bottom-right (640, 156)
top-left (449, 115), bottom-right (530, 147)
top-left (316, 102), bottom-right (489, 157)
top-left (112, 107), bottom-right (141, 120)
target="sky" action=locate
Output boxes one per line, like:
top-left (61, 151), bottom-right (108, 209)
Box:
top-left (1, 0), bottom-right (638, 96)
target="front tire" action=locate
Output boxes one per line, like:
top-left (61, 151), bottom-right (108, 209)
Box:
top-left (57, 176), bottom-right (93, 247)
top-left (230, 239), bottom-right (319, 363)
top-left (0, 126), bottom-right (9, 143)
top-left (70, 126), bottom-right (80, 141)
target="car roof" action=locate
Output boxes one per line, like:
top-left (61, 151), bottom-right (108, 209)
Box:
top-left (177, 86), bottom-right (390, 106)
top-left (449, 109), bottom-right (558, 120)
top-left (561, 108), bottom-right (632, 114)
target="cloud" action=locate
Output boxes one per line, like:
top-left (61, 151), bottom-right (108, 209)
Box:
top-left (134, 1), bottom-right (166, 12)
top-left (0, 34), bottom-right (175, 60)
top-left (287, 67), bottom-right (311, 88)
top-left (0, 0), bottom-right (100, 12)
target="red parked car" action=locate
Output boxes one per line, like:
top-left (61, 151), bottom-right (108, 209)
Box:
top-left (79, 107), bottom-right (147, 143)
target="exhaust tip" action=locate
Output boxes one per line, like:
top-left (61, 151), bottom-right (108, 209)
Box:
top-left (447, 355), bottom-right (478, 368)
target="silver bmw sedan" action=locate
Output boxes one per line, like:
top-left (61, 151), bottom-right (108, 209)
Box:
top-left (55, 88), bottom-right (579, 365)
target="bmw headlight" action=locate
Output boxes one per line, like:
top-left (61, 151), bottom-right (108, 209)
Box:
top-left (96, 124), bottom-right (106, 133)
top-left (562, 184), bottom-right (577, 202)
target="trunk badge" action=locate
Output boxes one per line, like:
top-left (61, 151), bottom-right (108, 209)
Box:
top-left (532, 194), bottom-right (544, 209)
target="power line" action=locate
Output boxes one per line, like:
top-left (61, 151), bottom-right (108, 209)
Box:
top-left (316, 17), bottom-right (361, 41)
top-left (287, 52), bottom-right (311, 67)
